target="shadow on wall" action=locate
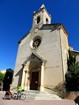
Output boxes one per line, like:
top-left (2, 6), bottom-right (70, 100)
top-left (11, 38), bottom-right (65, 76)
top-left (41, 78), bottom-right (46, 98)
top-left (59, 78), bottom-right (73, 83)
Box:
top-left (15, 66), bottom-right (24, 86)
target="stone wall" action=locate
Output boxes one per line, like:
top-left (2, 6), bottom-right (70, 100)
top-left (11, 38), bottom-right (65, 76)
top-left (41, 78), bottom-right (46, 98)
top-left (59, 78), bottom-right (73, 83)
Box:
top-left (64, 92), bottom-right (79, 101)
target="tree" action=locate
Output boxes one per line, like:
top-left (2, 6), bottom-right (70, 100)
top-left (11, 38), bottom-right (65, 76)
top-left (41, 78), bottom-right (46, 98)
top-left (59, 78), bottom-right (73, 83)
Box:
top-left (3, 68), bottom-right (13, 91)
top-left (0, 72), bottom-right (5, 82)
top-left (65, 50), bottom-right (79, 91)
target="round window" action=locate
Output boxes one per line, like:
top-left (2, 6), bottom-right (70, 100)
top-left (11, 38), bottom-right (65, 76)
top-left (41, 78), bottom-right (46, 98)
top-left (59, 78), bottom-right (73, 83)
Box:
top-left (30, 36), bottom-right (42, 49)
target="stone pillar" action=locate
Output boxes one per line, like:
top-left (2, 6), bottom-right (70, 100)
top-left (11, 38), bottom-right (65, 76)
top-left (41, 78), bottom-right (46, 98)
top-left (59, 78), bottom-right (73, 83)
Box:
top-left (40, 62), bottom-right (45, 91)
top-left (27, 70), bottom-right (30, 90)
top-left (24, 70), bottom-right (27, 90)
top-left (21, 61), bottom-right (31, 90)
top-left (21, 67), bottom-right (25, 89)
top-left (24, 69), bottom-right (30, 90)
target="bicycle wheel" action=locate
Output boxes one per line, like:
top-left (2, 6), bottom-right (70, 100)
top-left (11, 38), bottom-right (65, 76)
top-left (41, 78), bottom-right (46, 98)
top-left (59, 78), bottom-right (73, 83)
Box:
top-left (12, 93), bottom-right (18, 100)
top-left (21, 93), bottom-right (26, 100)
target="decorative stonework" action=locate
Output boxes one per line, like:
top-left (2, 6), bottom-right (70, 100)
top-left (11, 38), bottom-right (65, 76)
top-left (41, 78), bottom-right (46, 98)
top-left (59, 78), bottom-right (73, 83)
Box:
top-left (30, 36), bottom-right (42, 49)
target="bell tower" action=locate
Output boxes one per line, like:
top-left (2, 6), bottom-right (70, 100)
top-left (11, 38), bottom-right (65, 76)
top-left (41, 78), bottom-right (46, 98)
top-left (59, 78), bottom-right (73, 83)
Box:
top-left (32, 4), bottom-right (51, 29)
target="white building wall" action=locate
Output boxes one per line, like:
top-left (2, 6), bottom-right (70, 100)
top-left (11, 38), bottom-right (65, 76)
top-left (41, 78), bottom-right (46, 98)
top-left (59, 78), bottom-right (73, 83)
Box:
top-left (12, 33), bottom-right (31, 89)
top-left (59, 28), bottom-right (69, 79)
top-left (12, 27), bottom-right (68, 90)
top-left (31, 29), bottom-right (64, 88)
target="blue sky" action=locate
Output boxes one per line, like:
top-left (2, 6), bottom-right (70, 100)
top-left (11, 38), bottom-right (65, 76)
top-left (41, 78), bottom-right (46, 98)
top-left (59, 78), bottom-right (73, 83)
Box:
top-left (0, 0), bottom-right (79, 70)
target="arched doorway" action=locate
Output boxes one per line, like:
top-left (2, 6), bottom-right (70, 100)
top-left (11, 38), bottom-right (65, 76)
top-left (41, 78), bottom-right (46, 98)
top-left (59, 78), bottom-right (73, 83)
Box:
top-left (21, 53), bottom-right (45, 90)
top-left (29, 61), bottom-right (41, 90)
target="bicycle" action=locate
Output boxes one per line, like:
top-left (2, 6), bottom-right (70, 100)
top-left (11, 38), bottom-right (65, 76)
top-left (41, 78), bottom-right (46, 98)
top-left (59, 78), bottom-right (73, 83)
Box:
top-left (3, 90), bottom-right (26, 100)
top-left (12, 90), bottom-right (26, 100)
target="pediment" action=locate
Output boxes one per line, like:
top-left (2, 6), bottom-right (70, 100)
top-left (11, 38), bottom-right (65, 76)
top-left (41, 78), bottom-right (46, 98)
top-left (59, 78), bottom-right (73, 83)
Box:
top-left (23, 52), bottom-right (46, 66)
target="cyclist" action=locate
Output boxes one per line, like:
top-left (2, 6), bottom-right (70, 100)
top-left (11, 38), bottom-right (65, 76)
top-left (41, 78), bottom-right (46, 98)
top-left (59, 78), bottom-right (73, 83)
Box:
top-left (11, 86), bottom-right (26, 100)
top-left (3, 90), bottom-right (12, 99)
top-left (17, 85), bottom-right (23, 93)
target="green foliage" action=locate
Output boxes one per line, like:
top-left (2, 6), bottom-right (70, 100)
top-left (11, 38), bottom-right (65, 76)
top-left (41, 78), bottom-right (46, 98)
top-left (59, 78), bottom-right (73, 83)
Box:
top-left (65, 50), bottom-right (79, 91)
top-left (67, 50), bottom-right (76, 68)
top-left (0, 72), bottom-right (5, 82)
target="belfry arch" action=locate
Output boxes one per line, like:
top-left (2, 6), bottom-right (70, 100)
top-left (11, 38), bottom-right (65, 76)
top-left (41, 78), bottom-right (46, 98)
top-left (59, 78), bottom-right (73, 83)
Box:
top-left (21, 53), bottom-right (46, 90)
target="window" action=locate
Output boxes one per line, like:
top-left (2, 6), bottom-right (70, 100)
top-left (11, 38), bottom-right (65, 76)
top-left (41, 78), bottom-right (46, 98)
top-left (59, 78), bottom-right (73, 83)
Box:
top-left (30, 36), bottom-right (42, 49)
top-left (33, 37), bottom-right (41, 48)
top-left (46, 18), bottom-right (49, 24)
top-left (37, 16), bottom-right (40, 24)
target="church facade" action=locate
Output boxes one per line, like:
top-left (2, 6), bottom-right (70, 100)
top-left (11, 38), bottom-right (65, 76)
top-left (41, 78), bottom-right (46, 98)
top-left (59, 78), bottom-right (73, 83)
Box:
top-left (12, 5), bottom-right (70, 91)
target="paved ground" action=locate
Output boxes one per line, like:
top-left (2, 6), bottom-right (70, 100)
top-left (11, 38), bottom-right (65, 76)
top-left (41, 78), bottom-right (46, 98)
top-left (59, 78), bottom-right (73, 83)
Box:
top-left (0, 91), bottom-right (75, 105)
top-left (0, 98), bottom-right (75, 105)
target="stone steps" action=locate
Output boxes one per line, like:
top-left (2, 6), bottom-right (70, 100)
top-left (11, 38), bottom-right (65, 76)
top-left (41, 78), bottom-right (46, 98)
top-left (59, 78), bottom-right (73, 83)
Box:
top-left (0, 90), bottom-right (62, 100)
top-left (24, 90), bottom-right (62, 100)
